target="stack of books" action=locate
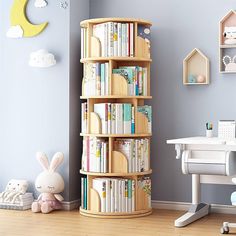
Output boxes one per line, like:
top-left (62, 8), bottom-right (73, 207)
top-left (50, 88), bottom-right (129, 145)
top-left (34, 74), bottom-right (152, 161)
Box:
top-left (114, 138), bottom-right (150, 173)
top-left (83, 62), bottom-right (110, 96)
top-left (137, 105), bottom-right (152, 133)
top-left (112, 66), bottom-right (148, 96)
top-left (82, 137), bottom-right (109, 173)
top-left (81, 103), bottom-right (152, 134)
top-left (94, 103), bottom-right (135, 134)
top-left (81, 177), bottom-right (152, 212)
top-left (93, 22), bottom-right (134, 57)
top-left (93, 178), bottom-right (135, 213)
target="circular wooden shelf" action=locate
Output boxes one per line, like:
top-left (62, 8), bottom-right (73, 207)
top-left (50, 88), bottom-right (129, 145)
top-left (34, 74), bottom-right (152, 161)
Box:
top-left (80, 57), bottom-right (152, 63)
top-left (80, 169), bottom-right (152, 176)
top-left (80, 133), bottom-right (152, 137)
top-left (80, 207), bottom-right (152, 219)
top-left (80, 95), bottom-right (152, 99)
top-left (80, 18), bottom-right (152, 27)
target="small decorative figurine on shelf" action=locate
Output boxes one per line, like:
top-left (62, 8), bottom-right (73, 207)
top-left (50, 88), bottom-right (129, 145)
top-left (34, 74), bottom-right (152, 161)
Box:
top-left (32, 152), bottom-right (65, 214)
top-left (223, 26), bottom-right (236, 45)
top-left (196, 75), bottom-right (206, 83)
top-left (188, 74), bottom-right (196, 83)
top-left (223, 55), bottom-right (236, 72)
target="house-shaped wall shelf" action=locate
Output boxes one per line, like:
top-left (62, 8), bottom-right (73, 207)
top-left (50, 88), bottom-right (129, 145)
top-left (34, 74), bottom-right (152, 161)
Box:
top-left (183, 48), bottom-right (210, 85)
top-left (219, 10), bottom-right (236, 73)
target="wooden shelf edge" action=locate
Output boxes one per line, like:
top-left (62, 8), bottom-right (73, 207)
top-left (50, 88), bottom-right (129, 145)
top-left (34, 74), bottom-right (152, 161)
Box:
top-left (220, 44), bottom-right (236, 49)
top-left (80, 57), bottom-right (152, 63)
top-left (80, 18), bottom-right (152, 27)
top-left (80, 96), bottom-right (152, 99)
top-left (80, 169), bottom-right (153, 176)
top-left (79, 207), bottom-right (152, 219)
top-left (80, 133), bottom-right (152, 137)
top-left (220, 71), bottom-right (236, 74)
top-left (183, 82), bottom-right (209, 85)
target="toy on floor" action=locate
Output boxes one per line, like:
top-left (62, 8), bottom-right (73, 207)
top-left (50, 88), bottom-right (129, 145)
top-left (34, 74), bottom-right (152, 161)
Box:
top-left (224, 27), bottom-right (236, 45)
top-left (32, 152), bottom-right (65, 214)
top-left (0, 179), bottom-right (33, 210)
top-left (220, 177), bottom-right (236, 234)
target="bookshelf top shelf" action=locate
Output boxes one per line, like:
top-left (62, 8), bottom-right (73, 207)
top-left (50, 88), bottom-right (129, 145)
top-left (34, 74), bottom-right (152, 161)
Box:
top-left (80, 96), bottom-right (152, 99)
top-left (80, 133), bottom-right (152, 137)
top-left (80, 57), bottom-right (152, 63)
top-left (80, 169), bottom-right (152, 177)
top-left (80, 18), bottom-right (152, 27)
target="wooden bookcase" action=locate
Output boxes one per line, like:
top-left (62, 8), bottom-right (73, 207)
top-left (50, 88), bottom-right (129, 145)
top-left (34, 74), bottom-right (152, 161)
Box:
top-left (80, 18), bottom-right (152, 218)
top-left (219, 10), bottom-right (236, 73)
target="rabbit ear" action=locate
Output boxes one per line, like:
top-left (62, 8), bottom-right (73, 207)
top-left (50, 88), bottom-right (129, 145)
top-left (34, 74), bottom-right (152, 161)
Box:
top-left (36, 152), bottom-right (49, 171)
top-left (50, 152), bottom-right (64, 172)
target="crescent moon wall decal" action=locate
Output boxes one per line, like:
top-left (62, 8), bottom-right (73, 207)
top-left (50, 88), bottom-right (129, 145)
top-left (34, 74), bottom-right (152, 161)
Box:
top-left (9, 0), bottom-right (48, 38)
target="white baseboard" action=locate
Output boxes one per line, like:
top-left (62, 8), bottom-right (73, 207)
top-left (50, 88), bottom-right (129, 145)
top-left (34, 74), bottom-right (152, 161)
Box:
top-left (152, 200), bottom-right (236, 215)
top-left (62, 199), bottom-right (80, 211)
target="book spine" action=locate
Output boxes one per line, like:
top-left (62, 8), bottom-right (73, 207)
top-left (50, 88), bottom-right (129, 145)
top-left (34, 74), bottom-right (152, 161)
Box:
top-left (111, 104), bottom-right (116, 134)
top-left (143, 67), bottom-right (147, 96)
top-left (135, 139), bottom-right (138, 172)
top-left (121, 24), bottom-right (126, 57)
top-left (104, 142), bottom-right (107, 173)
top-left (104, 23), bottom-right (108, 57)
top-left (121, 180), bottom-right (126, 212)
top-left (131, 180), bottom-right (135, 211)
top-left (126, 23), bottom-right (129, 57)
top-left (102, 180), bottom-right (106, 212)
top-left (111, 179), bottom-right (115, 213)
top-left (138, 67), bottom-right (143, 95)
top-left (123, 104), bottom-right (131, 134)
top-left (96, 140), bottom-right (101, 172)
top-left (128, 179), bottom-right (132, 212)
top-left (86, 136), bottom-right (90, 171)
top-left (84, 177), bottom-right (87, 210)
top-left (118, 23), bottom-right (122, 57)
top-left (118, 180), bottom-right (122, 212)
top-left (125, 179), bottom-right (128, 212)
top-left (114, 179), bottom-right (119, 212)
top-left (131, 106), bottom-right (135, 134)
top-left (130, 23), bottom-right (134, 57)
top-left (101, 142), bottom-right (104, 173)
top-left (96, 62), bottom-right (101, 96)
top-left (106, 179), bottom-right (111, 212)
top-left (113, 22), bottom-right (118, 57)
top-left (140, 139), bottom-right (144, 172)
top-left (128, 23), bottom-right (130, 57)
top-left (108, 103), bottom-right (111, 134)
top-left (105, 63), bottom-right (109, 95)
top-left (108, 22), bottom-right (114, 57)
top-left (81, 178), bottom-right (84, 209)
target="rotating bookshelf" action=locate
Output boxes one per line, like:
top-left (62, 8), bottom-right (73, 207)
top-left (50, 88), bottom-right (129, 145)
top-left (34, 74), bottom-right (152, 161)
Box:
top-left (80, 18), bottom-right (152, 218)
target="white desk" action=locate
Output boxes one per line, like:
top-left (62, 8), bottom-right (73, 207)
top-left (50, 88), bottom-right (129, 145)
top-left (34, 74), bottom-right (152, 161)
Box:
top-left (167, 137), bottom-right (236, 227)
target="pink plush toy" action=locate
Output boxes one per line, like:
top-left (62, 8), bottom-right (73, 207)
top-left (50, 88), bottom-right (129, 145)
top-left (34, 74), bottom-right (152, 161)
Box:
top-left (31, 152), bottom-right (65, 214)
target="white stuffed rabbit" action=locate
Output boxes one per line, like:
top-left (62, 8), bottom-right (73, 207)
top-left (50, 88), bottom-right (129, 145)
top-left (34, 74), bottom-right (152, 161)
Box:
top-left (32, 152), bottom-right (65, 214)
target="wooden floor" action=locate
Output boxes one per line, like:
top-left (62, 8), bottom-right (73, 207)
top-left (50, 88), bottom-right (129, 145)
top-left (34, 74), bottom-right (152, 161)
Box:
top-left (0, 209), bottom-right (236, 236)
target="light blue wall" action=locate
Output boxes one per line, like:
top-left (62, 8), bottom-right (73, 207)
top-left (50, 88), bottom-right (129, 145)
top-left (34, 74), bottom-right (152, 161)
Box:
top-left (90, 0), bottom-right (236, 205)
top-left (0, 0), bottom-right (89, 201)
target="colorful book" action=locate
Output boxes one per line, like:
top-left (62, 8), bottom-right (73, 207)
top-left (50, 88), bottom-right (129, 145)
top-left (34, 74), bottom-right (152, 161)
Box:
top-left (123, 104), bottom-right (132, 134)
